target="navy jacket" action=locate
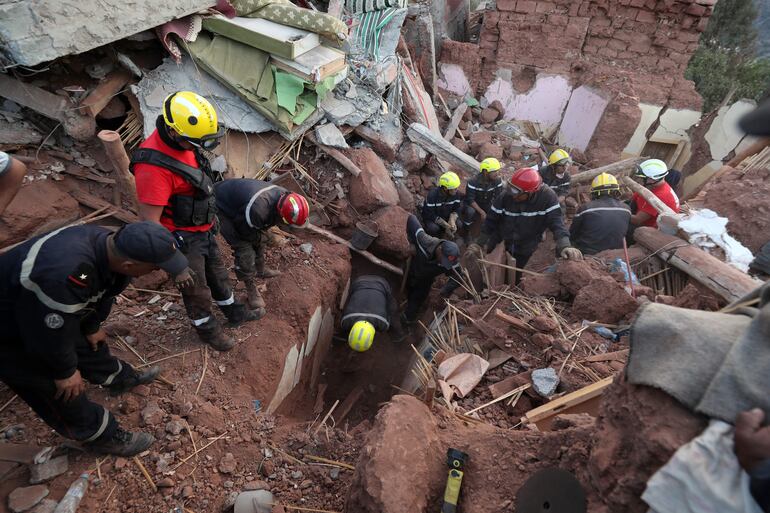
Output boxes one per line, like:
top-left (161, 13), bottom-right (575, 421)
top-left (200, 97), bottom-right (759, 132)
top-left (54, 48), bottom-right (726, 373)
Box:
top-left (406, 215), bottom-right (461, 293)
top-left (214, 179), bottom-right (288, 237)
top-left (465, 173), bottom-right (503, 212)
top-left (0, 226), bottom-right (129, 379)
top-left (539, 164), bottom-right (571, 196)
top-left (422, 187), bottom-right (462, 224)
top-left (570, 196), bottom-right (631, 255)
top-left (341, 275), bottom-right (395, 332)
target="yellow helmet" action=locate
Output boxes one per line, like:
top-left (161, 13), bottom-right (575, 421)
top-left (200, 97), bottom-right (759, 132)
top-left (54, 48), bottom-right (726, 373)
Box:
top-left (548, 149), bottom-right (571, 166)
top-left (591, 173), bottom-right (620, 196)
top-left (479, 157), bottom-right (502, 173)
top-left (162, 91), bottom-right (224, 149)
top-left (438, 171), bottom-right (461, 190)
top-left (348, 321), bottom-right (375, 352)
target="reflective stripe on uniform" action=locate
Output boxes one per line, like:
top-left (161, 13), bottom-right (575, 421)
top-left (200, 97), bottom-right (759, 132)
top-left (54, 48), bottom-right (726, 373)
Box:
top-left (467, 183), bottom-right (502, 192)
top-left (192, 316), bottom-right (211, 326)
top-left (215, 293), bottom-right (235, 306)
top-left (425, 199), bottom-right (461, 207)
top-left (20, 226), bottom-right (107, 314)
top-left (490, 203), bottom-right (561, 217)
top-left (341, 312), bottom-right (390, 330)
top-left (245, 185), bottom-right (279, 228)
top-left (101, 360), bottom-right (123, 386)
top-left (414, 228), bottom-right (430, 258)
top-left (574, 207), bottom-right (632, 218)
top-left (82, 406), bottom-right (110, 443)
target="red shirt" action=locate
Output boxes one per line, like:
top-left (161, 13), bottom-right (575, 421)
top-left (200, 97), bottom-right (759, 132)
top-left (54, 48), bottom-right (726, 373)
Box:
top-left (133, 129), bottom-right (214, 233)
top-left (632, 181), bottom-right (680, 228)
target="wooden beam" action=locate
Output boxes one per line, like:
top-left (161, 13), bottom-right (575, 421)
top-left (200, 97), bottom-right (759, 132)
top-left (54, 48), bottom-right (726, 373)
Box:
top-left (570, 157), bottom-right (646, 185)
top-left (407, 122), bottom-right (480, 176)
top-left (80, 70), bottom-right (132, 118)
top-left (633, 227), bottom-right (763, 303)
top-left (333, 388), bottom-right (363, 425)
top-left (305, 224), bottom-right (403, 276)
top-left (69, 189), bottom-right (139, 224)
top-left (494, 308), bottom-right (535, 333)
top-left (522, 376), bottom-right (614, 426)
top-left (621, 176), bottom-right (677, 216)
top-left (306, 133), bottom-right (361, 177)
top-left (583, 349), bottom-right (629, 363)
top-left (443, 103), bottom-right (468, 142)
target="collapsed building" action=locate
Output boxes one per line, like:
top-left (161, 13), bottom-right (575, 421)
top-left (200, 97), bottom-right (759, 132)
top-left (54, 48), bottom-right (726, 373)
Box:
top-left (0, 0), bottom-right (769, 512)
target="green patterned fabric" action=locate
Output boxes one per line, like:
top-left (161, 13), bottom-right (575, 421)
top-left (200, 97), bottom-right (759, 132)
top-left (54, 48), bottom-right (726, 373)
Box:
top-left (352, 8), bottom-right (399, 60)
top-left (229, 0), bottom-right (348, 42)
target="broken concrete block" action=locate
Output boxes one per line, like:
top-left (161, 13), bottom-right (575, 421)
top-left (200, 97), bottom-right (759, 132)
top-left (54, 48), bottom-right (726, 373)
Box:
top-left (8, 485), bottom-right (48, 513)
top-left (28, 499), bottom-right (57, 513)
top-left (477, 142), bottom-right (503, 160)
top-left (451, 137), bottom-right (470, 154)
top-left (300, 243), bottom-right (314, 255)
top-left (314, 123), bottom-right (349, 149)
top-left (396, 181), bottom-right (416, 212)
top-left (397, 141), bottom-right (427, 173)
top-left (219, 453), bottom-right (237, 474)
top-left (29, 456), bottom-right (68, 485)
top-left (355, 120), bottom-right (404, 162)
top-left (140, 401), bottom-right (165, 427)
top-left (234, 490), bottom-right (273, 513)
top-left (469, 131), bottom-right (493, 153)
top-left (532, 367), bottom-right (560, 397)
top-left (348, 148), bottom-right (399, 214)
top-left (370, 206), bottom-right (411, 260)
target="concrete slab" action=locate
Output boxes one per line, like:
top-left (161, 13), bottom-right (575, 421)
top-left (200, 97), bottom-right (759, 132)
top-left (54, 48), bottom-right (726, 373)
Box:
top-left (683, 160), bottom-right (721, 198)
top-left (0, 0), bottom-right (215, 67)
top-left (558, 85), bottom-right (609, 152)
top-left (484, 74), bottom-right (572, 133)
top-left (623, 103), bottom-right (664, 156)
top-left (651, 108), bottom-right (701, 142)
top-left (705, 100), bottom-right (757, 161)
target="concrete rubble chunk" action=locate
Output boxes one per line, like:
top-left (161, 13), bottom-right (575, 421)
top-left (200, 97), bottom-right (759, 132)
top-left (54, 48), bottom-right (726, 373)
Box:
top-left (348, 148), bottom-right (399, 214)
top-left (219, 453), bottom-right (237, 474)
top-left (140, 402), bottom-right (165, 427)
top-left (234, 490), bottom-right (273, 513)
top-left (397, 141), bottom-right (428, 173)
top-left (8, 485), bottom-right (49, 513)
top-left (28, 499), bottom-right (57, 513)
top-left (314, 124), bottom-right (349, 149)
top-left (300, 243), bottom-right (314, 255)
top-left (29, 455), bottom-right (68, 485)
top-left (531, 367), bottom-right (560, 397)
top-left (355, 119), bottom-right (404, 162)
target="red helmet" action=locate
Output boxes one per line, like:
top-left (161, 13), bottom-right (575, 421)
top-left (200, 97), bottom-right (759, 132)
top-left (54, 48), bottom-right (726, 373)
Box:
top-left (509, 167), bottom-right (542, 193)
top-left (278, 193), bottom-right (310, 226)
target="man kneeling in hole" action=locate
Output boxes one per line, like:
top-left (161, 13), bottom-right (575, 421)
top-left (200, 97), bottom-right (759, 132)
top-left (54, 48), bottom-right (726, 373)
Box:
top-left (341, 275), bottom-right (405, 352)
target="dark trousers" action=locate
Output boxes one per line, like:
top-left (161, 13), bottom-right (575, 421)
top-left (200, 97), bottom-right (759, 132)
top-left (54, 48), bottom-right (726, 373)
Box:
top-left (0, 338), bottom-right (133, 442)
top-left (460, 204), bottom-right (482, 227)
top-left (175, 230), bottom-right (233, 325)
top-left (404, 274), bottom-right (435, 321)
top-left (425, 215), bottom-right (464, 238)
top-left (218, 216), bottom-right (264, 282)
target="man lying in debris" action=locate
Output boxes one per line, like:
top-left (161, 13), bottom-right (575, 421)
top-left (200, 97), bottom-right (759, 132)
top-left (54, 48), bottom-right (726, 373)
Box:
top-left (461, 157), bottom-right (504, 244)
top-left (0, 151), bottom-right (27, 216)
top-left (131, 91), bottom-right (263, 352)
top-left (403, 214), bottom-right (463, 325)
top-left (479, 167), bottom-right (583, 282)
top-left (341, 274), bottom-right (404, 352)
top-left (629, 158), bottom-right (680, 230)
top-left (422, 171), bottom-right (464, 239)
top-left (569, 173), bottom-right (631, 255)
top-left (214, 178), bottom-right (310, 310)
top-left (0, 222), bottom-right (188, 456)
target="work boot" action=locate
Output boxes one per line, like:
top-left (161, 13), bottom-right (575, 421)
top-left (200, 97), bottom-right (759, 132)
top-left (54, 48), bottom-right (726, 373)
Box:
top-left (220, 303), bottom-right (266, 327)
top-left (256, 263), bottom-right (281, 278)
top-left (85, 428), bottom-right (155, 456)
top-left (196, 318), bottom-right (235, 351)
top-left (108, 366), bottom-right (161, 396)
top-left (243, 279), bottom-right (266, 310)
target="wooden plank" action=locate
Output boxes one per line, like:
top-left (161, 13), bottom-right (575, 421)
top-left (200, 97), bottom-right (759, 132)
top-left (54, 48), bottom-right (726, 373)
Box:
top-left (570, 157), bottom-right (645, 185)
top-left (495, 309), bottom-right (535, 333)
top-left (61, 166), bottom-right (116, 185)
top-left (407, 122), bottom-right (480, 176)
top-left (306, 224), bottom-right (402, 275)
top-left (306, 133), bottom-right (361, 177)
top-left (443, 103), bottom-right (468, 141)
top-left (80, 70), bottom-right (132, 118)
top-left (583, 349), bottom-right (629, 363)
top-left (0, 443), bottom-right (47, 464)
top-left (69, 189), bottom-right (139, 224)
top-left (621, 176), bottom-right (677, 216)
top-left (534, 395), bottom-right (603, 431)
top-left (271, 46), bottom-right (346, 83)
top-left (523, 376), bottom-right (614, 425)
top-left (488, 370), bottom-right (532, 399)
top-left (633, 227), bottom-right (762, 302)
top-left (333, 388), bottom-right (364, 424)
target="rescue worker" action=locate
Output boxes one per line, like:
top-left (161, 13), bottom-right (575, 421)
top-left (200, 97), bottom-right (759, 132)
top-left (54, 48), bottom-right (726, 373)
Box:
top-left (480, 167), bottom-right (583, 280)
top-left (461, 157), bottom-right (504, 238)
top-left (403, 214), bottom-right (463, 324)
top-left (539, 149), bottom-right (572, 201)
top-left (131, 91), bottom-right (262, 352)
top-left (0, 222), bottom-right (191, 456)
top-left (629, 159), bottom-right (680, 229)
top-left (422, 171), bottom-right (463, 239)
top-left (342, 275), bottom-right (403, 352)
top-left (0, 151), bottom-right (27, 215)
top-left (569, 173), bottom-right (631, 255)
top-left (214, 178), bottom-right (310, 310)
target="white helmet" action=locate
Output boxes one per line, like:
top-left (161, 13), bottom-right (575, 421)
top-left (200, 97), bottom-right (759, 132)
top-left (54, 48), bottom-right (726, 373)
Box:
top-left (634, 159), bottom-right (668, 181)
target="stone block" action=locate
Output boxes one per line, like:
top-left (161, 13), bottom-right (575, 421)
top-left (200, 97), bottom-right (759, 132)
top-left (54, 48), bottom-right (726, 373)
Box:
top-left (477, 142), bottom-right (504, 160)
top-left (535, 1), bottom-right (556, 13)
top-left (8, 486), bottom-right (49, 513)
top-left (636, 9), bottom-right (657, 23)
top-left (497, 0), bottom-right (517, 10)
top-left (469, 131), bottom-right (493, 153)
top-left (684, 2), bottom-right (707, 16)
top-left (397, 141), bottom-right (427, 173)
top-left (548, 14), bottom-right (569, 26)
top-left (598, 47), bottom-right (618, 58)
top-left (29, 456), bottom-right (68, 484)
top-left (349, 148), bottom-right (399, 214)
top-left (355, 120), bottom-right (404, 163)
top-left (515, 0), bottom-right (537, 13)
top-left (608, 38), bottom-right (628, 51)
top-left (370, 205), bottom-right (411, 259)
top-left (480, 107), bottom-right (501, 123)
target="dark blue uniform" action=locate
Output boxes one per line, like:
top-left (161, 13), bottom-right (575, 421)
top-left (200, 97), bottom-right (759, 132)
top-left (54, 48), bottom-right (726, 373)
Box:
top-left (0, 226), bottom-right (134, 443)
top-left (341, 275), bottom-right (398, 333)
top-left (462, 173), bottom-right (503, 226)
top-left (421, 187), bottom-right (463, 237)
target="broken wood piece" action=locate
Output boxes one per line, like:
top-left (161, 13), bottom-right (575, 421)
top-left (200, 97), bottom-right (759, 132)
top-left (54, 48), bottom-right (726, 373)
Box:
top-left (407, 122), bottom-right (480, 176)
top-left (61, 166), bottom-right (116, 185)
top-left (195, 347), bottom-right (208, 395)
top-left (488, 370), bottom-right (533, 399)
top-left (172, 432), bottom-right (228, 470)
top-left (133, 456), bottom-right (157, 492)
top-left (313, 384), bottom-right (328, 416)
top-left (313, 400), bottom-right (339, 435)
top-left (333, 388), bottom-right (363, 425)
top-left (633, 227), bottom-right (762, 302)
top-left (465, 384), bottom-right (530, 415)
top-left (570, 157), bottom-right (646, 185)
top-left (306, 133), bottom-right (361, 176)
top-left (306, 224), bottom-right (403, 275)
top-left (494, 309), bottom-right (535, 333)
top-left (583, 349), bottom-right (629, 363)
top-left (69, 189), bottom-right (139, 224)
top-left (135, 348), bottom-right (201, 368)
top-left (98, 130), bottom-right (138, 209)
top-left (478, 258), bottom-right (543, 277)
top-left (522, 376), bottom-right (614, 426)
top-left (304, 455), bottom-right (354, 470)
top-left (81, 70), bottom-right (132, 118)
top-left (443, 103), bottom-right (468, 142)
top-left (0, 394), bottom-right (18, 414)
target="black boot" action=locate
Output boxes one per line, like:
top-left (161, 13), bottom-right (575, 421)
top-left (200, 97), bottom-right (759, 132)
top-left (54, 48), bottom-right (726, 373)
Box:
top-left (84, 428), bottom-right (155, 456)
top-left (108, 366), bottom-right (161, 396)
top-left (196, 318), bottom-right (235, 351)
top-left (220, 303), bottom-right (266, 327)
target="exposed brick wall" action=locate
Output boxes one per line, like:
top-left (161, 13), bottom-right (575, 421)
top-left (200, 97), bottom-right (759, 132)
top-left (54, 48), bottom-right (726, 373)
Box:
top-left (439, 40), bottom-right (483, 95)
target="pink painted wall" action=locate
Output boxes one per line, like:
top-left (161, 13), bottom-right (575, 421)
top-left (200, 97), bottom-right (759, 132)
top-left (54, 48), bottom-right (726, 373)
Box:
top-left (483, 75), bottom-right (572, 131)
top-left (437, 62), bottom-right (473, 97)
top-left (558, 85), bottom-right (609, 152)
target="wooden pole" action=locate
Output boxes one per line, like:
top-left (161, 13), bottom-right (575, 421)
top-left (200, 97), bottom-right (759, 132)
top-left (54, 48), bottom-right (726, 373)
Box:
top-left (406, 122), bottom-right (480, 176)
top-left (305, 224), bottom-right (403, 276)
top-left (443, 103), bottom-right (468, 142)
top-left (621, 176), bottom-right (677, 216)
top-left (570, 157), bottom-right (646, 185)
top-left (98, 130), bottom-right (137, 210)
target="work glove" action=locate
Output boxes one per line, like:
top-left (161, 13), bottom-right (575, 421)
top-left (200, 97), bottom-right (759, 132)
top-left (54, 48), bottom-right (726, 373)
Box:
top-left (174, 267), bottom-right (197, 290)
top-left (560, 247), bottom-right (583, 261)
